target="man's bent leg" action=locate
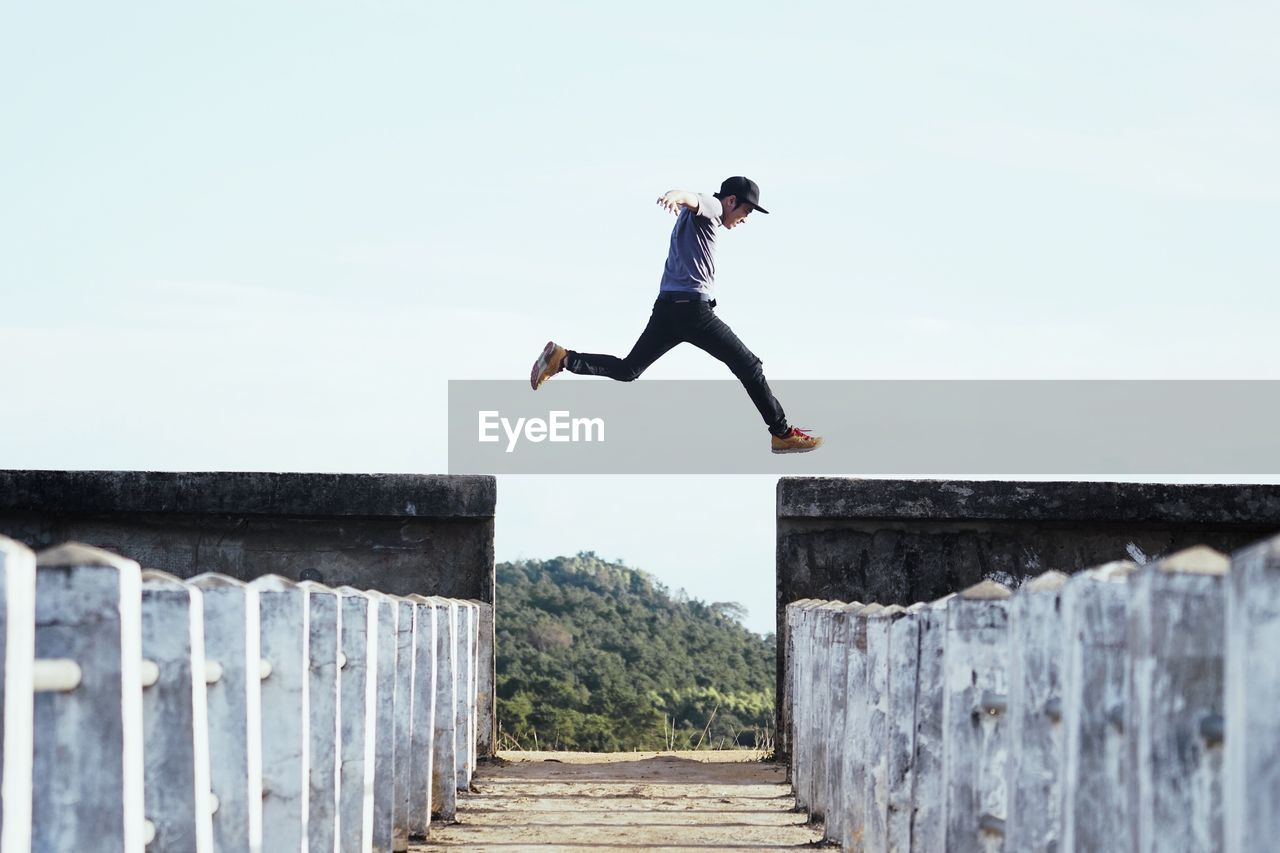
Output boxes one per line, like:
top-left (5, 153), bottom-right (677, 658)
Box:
top-left (685, 308), bottom-right (790, 435)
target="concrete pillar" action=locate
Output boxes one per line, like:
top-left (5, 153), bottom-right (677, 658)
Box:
top-left (140, 571), bottom-right (215, 853)
top-left (1004, 570), bottom-right (1068, 853)
top-left (821, 602), bottom-right (857, 845)
top-left (865, 604), bottom-right (907, 852)
top-left (468, 599), bottom-right (496, 758)
top-left (455, 601), bottom-right (476, 790)
top-left (251, 574), bottom-right (310, 853)
top-left (942, 579), bottom-right (1010, 853)
top-left (886, 602), bottom-right (926, 852)
top-left (789, 600), bottom-right (821, 811)
top-left (406, 594), bottom-right (437, 837)
top-left (189, 574), bottom-right (263, 853)
top-left (809, 601), bottom-right (844, 821)
top-left (364, 590), bottom-right (398, 853)
top-left (909, 593), bottom-right (953, 853)
top-left (431, 598), bottom-right (458, 820)
top-left (32, 543), bottom-right (145, 852)
top-left (1058, 561), bottom-right (1134, 853)
top-left (0, 536), bottom-right (35, 853)
top-left (1226, 534), bottom-right (1280, 853)
top-left (390, 595), bottom-right (416, 851)
top-left (1127, 546), bottom-right (1228, 853)
top-left (299, 581), bottom-right (341, 853)
top-left (783, 598), bottom-right (816, 787)
top-left (840, 602), bottom-right (883, 851)
top-left (337, 587), bottom-right (377, 853)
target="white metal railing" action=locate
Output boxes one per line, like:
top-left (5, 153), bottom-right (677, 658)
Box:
top-left (788, 535), bottom-right (1280, 853)
top-left (0, 535), bottom-right (491, 853)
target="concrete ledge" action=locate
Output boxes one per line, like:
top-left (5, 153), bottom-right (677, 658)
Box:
top-left (0, 471), bottom-right (495, 518)
top-left (775, 477), bottom-right (1280, 765)
top-left (779, 478), bottom-right (1280, 524)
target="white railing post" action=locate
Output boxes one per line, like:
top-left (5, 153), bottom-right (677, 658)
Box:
top-left (1059, 561), bottom-right (1135, 853)
top-left (865, 604), bottom-right (907, 852)
top-left (32, 543), bottom-right (145, 853)
top-left (1128, 546), bottom-right (1228, 853)
top-left (821, 602), bottom-right (856, 846)
top-left (783, 598), bottom-right (815, 788)
top-left (942, 579), bottom-right (1011, 853)
top-left (886, 602), bottom-right (925, 851)
top-left (0, 536), bottom-right (35, 853)
top-left (460, 596), bottom-right (481, 788)
top-left (840, 602), bottom-right (883, 850)
top-left (364, 591), bottom-right (398, 853)
top-left (251, 575), bottom-right (310, 853)
top-left (1004, 570), bottom-right (1068, 852)
top-left (336, 587), bottom-right (377, 853)
top-left (406, 594), bottom-right (438, 838)
top-left (390, 595), bottom-right (415, 852)
top-left (910, 593), bottom-right (953, 853)
top-left (810, 601), bottom-right (844, 823)
top-left (140, 571), bottom-right (214, 853)
top-left (1226, 533), bottom-right (1280, 853)
top-left (431, 598), bottom-right (458, 820)
top-left (468, 600), bottom-right (495, 758)
top-left (789, 600), bottom-right (820, 811)
top-left (461, 601), bottom-right (480, 783)
top-left (189, 573), bottom-right (263, 853)
top-left (299, 581), bottom-right (341, 853)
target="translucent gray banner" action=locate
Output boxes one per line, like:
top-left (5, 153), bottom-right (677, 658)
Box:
top-left (447, 380), bottom-right (1280, 475)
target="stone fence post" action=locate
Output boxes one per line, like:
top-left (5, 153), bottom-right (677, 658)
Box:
top-left (190, 573), bottom-right (263, 853)
top-left (1004, 570), bottom-right (1068, 852)
top-left (1058, 561), bottom-right (1134, 853)
top-left (299, 581), bottom-right (341, 853)
top-left (431, 598), bottom-right (458, 821)
top-left (840, 602), bottom-right (881, 850)
top-left (885, 602), bottom-right (925, 852)
top-left (1226, 533), bottom-right (1280, 853)
top-left (809, 601), bottom-right (844, 823)
top-left (1127, 546), bottom-right (1228, 853)
top-left (365, 590), bottom-right (398, 853)
top-left (140, 571), bottom-right (214, 853)
top-left (251, 575), bottom-right (310, 853)
top-left (469, 600), bottom-right (496, 759)
top-left (406, 594), bottom-right (437, 838)
top-left (865, 604), bottom-right (907, 852)
top-left (942, 580), bottom-right (1010, 853)
top-left (337, 587), bottom-right (377, 853)
top-left (32, 543), bottom-right (145, 852)
top-left (910, 594), bottom-right (953, 853)
top-left (0, 536), bottom-right (35, 853)
top-left (390, 595), bottom-right (415, 851)
top-left (821, 602), bottom-right (856, 846)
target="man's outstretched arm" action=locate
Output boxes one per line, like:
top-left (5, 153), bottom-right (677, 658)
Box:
top-left (656, 190), bottom-right (701, 215)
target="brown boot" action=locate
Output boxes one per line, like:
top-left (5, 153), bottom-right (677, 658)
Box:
top-left (530, 341), bottom-right (567, 390)
top-left (771, 427), bottom-right (823, 454)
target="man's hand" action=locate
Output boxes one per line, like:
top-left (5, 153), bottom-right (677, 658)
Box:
top-left (656, 190), bottom-right (698, 215)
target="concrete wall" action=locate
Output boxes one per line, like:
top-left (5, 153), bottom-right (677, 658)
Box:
top-left (0, 470), bottom-right (499, 756)
top-left (776, 478), bottom-right (1280, 764)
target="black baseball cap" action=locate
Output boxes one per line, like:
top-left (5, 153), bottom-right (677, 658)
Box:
top-left (716, 176), bottom-right (769, 214)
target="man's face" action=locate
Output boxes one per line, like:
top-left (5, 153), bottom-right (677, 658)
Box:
top-left (722, 196), bottom-right (754, 229)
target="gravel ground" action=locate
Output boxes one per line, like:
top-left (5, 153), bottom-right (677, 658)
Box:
top-left (411, 750), bottom-right (827, 852)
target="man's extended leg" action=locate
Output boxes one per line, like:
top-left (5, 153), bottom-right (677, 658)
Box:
top-left (562, 303), bottom-right (680, 382)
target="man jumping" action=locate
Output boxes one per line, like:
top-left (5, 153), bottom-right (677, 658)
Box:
top-left (529, 176), bottom-right (821, 454)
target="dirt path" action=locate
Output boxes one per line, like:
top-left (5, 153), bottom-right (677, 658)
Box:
top-left (411, 750), bottom-right (826, 852)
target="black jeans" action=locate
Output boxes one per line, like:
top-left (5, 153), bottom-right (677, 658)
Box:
top-left (564, 298), bottom-right (791, 436)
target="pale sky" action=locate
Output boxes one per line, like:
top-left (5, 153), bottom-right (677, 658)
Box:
top-left (4, 2), bottom-right (1277, 633)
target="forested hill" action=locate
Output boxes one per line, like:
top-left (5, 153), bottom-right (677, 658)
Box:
top-left (496, 553), bottom-right (776, 752)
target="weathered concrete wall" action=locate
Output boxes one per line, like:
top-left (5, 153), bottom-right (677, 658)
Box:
top-left (0, 470), bottom-right (498, 758)
top-left (777, 477), bottom-right (1280, 763)
top-left (0, 471), bottom-right (495, 601)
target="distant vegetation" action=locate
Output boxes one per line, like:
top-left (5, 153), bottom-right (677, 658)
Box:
top-left (495, 552), bottom-right (775, 752)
